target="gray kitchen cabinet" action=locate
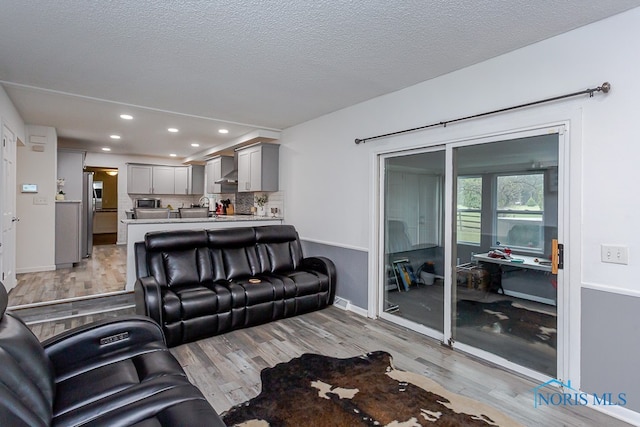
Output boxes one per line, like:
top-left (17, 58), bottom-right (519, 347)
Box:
top-left (190, 165), bottom-right (205, 195)
top-left (175, 165), bottom-right (205, 195)
top-left (206, 156), bottom-right (235, 194)
top-left (152, 166), bottom-right (175, 194)
top-left (237, 143), bottom-right (279, 192)
top-left (128, 163), bottom-right (204, 194)
top-left (55, 201), bottom-right (81, 268)
top-left (174, 167), bottom-right (189, 194)
top-left (127, 164), bottom-right (153, 194)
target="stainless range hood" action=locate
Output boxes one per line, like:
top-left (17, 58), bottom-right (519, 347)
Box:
top-left (214, 169), bottom-right (238, 184)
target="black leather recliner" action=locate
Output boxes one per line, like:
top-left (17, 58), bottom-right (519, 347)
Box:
top-left (135, 225), bottom-right (336, 347)
top-left (0, 282), bottom-right (225, 427)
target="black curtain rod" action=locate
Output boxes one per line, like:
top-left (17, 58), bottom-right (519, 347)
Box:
top-left (354, 82), bottom-right (611, 145)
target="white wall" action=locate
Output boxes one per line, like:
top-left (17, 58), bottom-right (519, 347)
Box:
top-left (280, 7), bottom-right (640, 421)
top-left (0, 86), bottom-right (25, 143)
top-left (16, 126), bottom-right (57, 273)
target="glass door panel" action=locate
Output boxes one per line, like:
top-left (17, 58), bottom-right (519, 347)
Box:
top-left (452, 134), bottom-right (559, 377)
top-left (383, 150), bottom-right (445, 333)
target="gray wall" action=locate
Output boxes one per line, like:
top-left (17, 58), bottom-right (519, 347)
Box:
top-left (581, 288), bottom-right (640, 412)
top-left (301, 240), bottom-right (368, 310)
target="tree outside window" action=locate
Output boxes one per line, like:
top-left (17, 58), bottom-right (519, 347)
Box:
top-left (496, 173), bottom-right (544, 251)
top-left (457, 176), bottom-right (482, 245)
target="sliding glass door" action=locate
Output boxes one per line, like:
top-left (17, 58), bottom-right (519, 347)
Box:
top-left (381, 149), bottom-right (445, 335)
top-left (379, 131), bottom-right (562, 379)
top-left (452, 134), bottom-right (559, 377)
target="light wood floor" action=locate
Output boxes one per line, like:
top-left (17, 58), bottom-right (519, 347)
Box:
top-left (8, 244), bottom-right (127, 306)
top-left (172, 307), bottom-right (630, 427)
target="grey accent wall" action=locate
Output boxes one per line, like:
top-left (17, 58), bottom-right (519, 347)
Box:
top-left (581, 288), bottom-right (640, 412)
top-left (301, 240), bottom-right (368, 310)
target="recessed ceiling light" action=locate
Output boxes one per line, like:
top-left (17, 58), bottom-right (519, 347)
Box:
top-left (218, 129), bottom-right (229, 134)
top-left (169, 153), bottom-right (177, 157)
top-left (168, 128), bottom-right (179, 133)
top-left (102, 147), bottom-right (111, 152)
top-left (191, 143), bottom-right (200, 147)
top-left (110, 134), bottom-right (121, 140)
top-left (120, 114), bottom-right (133, 120)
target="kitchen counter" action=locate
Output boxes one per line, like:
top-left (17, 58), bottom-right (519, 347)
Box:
top-left (123, 215), bottom-right (284, 290)
top-left (121, 214), bottom-right (280, 224)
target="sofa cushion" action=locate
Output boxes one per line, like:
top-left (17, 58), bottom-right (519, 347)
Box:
top-left (71, 384), bottom-right (219, 427)
top-left (255, 225), bottom-right (304, 273)
top-left (53, 349), bottom-right (187, 418)
top-left (208, 228), bottom-right (260, 280)
top-left (172, 283), bottom-right (232, 320)
top-left (220, 247), bottom-right (259, 279)
top-left (161, 283), bottom-right (234, 346)
top-left (145, 231), bottom-right (212, 288)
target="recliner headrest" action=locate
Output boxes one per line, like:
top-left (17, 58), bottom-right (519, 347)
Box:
top-left (255, 225), bottom-right (298, 243)
top-left (207, 227), bottom-right (256, 248)
top-left (145, 230), bottom-right (209, 252)
top-left (0, 281), bottom-right (8, 317)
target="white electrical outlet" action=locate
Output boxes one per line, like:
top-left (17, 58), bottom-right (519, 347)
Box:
top-left (601, 245), bottom-right (629, 265)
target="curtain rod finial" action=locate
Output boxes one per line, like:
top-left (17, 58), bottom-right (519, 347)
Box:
top-left (600, 82), bottom-right (611, 93)
top-left (354, 138), bottom-right (364, 144)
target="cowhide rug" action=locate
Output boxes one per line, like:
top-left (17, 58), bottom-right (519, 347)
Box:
top-left (222, 351), bottom-right (522, 426)
top-left (456, 299), bottom-right (557, 348)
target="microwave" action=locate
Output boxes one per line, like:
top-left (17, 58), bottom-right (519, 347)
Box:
top-left (135, 198), bottom-right (161, 208)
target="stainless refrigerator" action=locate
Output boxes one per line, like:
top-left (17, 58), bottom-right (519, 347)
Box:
top-left (82, 172), bottom-right (95, 257)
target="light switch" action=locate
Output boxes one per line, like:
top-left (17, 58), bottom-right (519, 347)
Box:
top-left (33, 196), bottom-right (48, 205)
top-left (601, 244), bottom-right (629, 265)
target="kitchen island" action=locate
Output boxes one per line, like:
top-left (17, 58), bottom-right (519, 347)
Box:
top-left (122, 215), bottom-right (283, 290)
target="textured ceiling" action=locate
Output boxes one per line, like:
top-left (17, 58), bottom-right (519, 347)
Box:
top-left (1, 1), bottom-right (639, 159)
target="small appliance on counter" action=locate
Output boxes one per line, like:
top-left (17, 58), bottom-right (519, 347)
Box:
top-left (134, 198), bottom-right (161, 208)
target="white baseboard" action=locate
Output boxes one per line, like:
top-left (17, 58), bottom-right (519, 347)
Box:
top-left (348, 304), bottom-right (369, 317)
top-left (586, 401), bottom-right (640, 426)
top-left (16, 265), bottom-right (56, 274)
top-left (333, 297), bottom-right (368, 317)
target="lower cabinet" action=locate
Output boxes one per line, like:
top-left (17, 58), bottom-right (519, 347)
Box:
top-left (55, 201), bottom-right (81, 268)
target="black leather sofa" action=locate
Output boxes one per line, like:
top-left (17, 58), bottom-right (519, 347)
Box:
top-left (135, 225), bottom-right (336, 347)
top-left (0, 282), bottom-right (225, 427)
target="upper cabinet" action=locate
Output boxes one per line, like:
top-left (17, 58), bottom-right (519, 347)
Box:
top-left (152, 166), bottom-right (175, 194)
top-left (127, 164), bottom-right (204, 195)
top-left (128, 164), bottom-right (153, 194)
top-left (57, 149), bottom-right (85, 201)
top-left (237, 143), bottom-right (279, 192)
top-left (206, 156), bottom-right (235, 194)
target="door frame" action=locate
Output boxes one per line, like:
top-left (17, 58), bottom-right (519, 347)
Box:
top-left (1, 122), bottom-right (17, 291)
top-left (368, 111), bottom-right (581, 385)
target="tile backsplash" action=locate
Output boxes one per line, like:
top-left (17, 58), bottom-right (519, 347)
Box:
top-left (209, 191), bottom-right (284, 218)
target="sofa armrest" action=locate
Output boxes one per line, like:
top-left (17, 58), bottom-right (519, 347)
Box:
top-left (135, 276), bottom-right (163, 325)
top-left (43, 315), bottom-right (167, 379)
top-left (301, 256), bottom-right (337, 304)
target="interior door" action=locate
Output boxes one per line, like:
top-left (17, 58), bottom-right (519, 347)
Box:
top-left (1, 125), bottom-right (17, 291)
